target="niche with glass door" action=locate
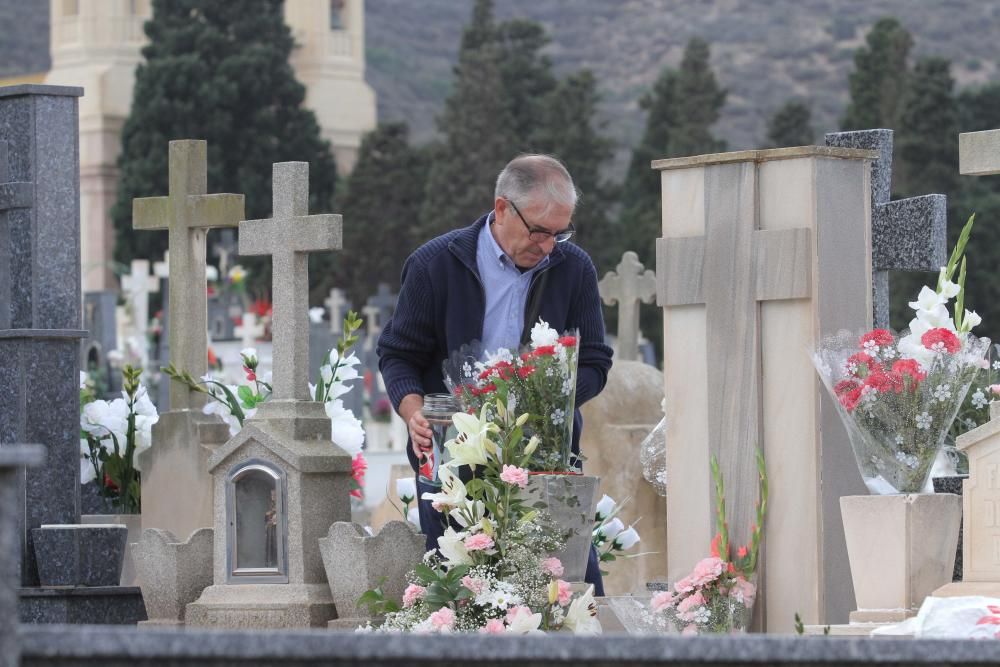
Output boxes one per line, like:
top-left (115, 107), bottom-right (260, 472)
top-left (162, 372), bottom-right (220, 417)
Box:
top-left (225, 459), bottom-right (288, 584)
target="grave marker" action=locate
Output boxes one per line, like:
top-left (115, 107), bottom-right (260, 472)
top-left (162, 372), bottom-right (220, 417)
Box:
top-left (599, 251), bottom-right (657, 362)
top-left (235, 312), bottom-right (265, 350)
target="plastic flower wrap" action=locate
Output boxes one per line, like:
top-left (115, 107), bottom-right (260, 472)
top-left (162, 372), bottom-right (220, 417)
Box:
top-left (442, 319), bottom-right (579, 472)
top-left (812, 215), bottom-right (990, 494)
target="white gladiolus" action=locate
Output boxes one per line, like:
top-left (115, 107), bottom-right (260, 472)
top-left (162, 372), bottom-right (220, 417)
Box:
top-left (909, 285), bottom-right (946, 313)
top-left (320, 365), bottom-right (334, 384)
top-left (964, 310), bottom-right (982, 330)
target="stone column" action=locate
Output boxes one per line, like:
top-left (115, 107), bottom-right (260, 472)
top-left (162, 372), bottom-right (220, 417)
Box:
top-left (0, 84), bottom-right (87, 586)
top-left (0, 446), bottom-right (45, 667)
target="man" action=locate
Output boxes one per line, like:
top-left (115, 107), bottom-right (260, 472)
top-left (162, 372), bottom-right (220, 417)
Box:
top-left (377, 154), bottom-right (613, 592)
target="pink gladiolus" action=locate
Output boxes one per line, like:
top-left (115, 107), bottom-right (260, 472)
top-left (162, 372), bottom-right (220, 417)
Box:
top-left (402, 583), bottom-right (425, 608)
top-left (650, 590), bottom-right (675, 612)
top-left (481, 618), bottom-right (506, 634)
top-left (464, 533), bottom-right (495, 551)
top-left (429, 606), bottom-right (455, 630)
top-left (541, 557), bottom-right (564, 577)
top-left (500, 465), bottom-right (530, 489)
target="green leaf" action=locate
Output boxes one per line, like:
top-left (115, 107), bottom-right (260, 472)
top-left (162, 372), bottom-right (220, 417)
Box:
top-left (413, 563), bottom-right (439, 585)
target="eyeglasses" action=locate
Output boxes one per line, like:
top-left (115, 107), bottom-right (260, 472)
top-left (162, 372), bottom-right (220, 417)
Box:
top-left (507, 199), bottom-right (575, 243)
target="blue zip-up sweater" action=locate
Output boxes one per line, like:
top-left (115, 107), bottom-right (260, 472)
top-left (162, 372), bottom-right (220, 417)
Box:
top-left (377, 213), bottom-right (614, 472)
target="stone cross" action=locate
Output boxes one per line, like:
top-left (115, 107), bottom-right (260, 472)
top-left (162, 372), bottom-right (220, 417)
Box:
top-left (132, 140), bottom-right (245, 411)
top-left (324, 287), bottom-right (349, 335)
top-left (367, 283), bottom-right (397, 334)
top-left (598, 251), bottom-right (657, 361)
top-left (825, 130), bottom-right (947, 328)
top-left (235, 312), bottom-right (265, 350)
top-left (959, 129), bottom-right (1000, 176)
top-left (361, 304), bottom-right (380, 336)
top-left (121, 259), bottom-right (159, 346)
top-left (212, 229), bottom-right (238, 277)
top-left (239, 162), bottom-right (341, 401)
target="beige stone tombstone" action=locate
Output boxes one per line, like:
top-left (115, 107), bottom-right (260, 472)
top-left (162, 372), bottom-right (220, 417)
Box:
top-left (580, 359), bottom-right (665, 595)
top-left (654, 146), bottom-right (876, 629)
top-left (133, 140), bottom-right (245, 541)
top-left (186, 162), bottom-right (351, 628)
top-left (935, 402), bottom-right (1000, 598)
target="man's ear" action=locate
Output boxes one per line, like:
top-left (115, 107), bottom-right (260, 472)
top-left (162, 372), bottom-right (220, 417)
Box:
top-left (494, 197), bottom-right (508, 219)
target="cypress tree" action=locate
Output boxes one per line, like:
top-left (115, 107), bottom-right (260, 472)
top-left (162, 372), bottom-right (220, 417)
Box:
top-left (668, 37), bottom-right (727, 158)
top-left (766, 100), bottom-right (815, 148)
top-left (111, 0), bottom-right (337, 300)
top-left (841, 17), bottom-right (913, 130)
top-left (895, 57), bottom-right (958, 197)
top-left (496, 19), bottom-right (558, 144)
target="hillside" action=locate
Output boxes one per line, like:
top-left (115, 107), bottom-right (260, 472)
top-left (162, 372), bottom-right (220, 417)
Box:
top-left (365, 0), bottom-right (1000, 170)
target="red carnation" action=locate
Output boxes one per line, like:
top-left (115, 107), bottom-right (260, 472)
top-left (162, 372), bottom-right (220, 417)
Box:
top-left (891, 359), bottom-right (926, 383)
top-left (517, 365), bottom-right (536, 379)
top-left (859, 329), bottom-right (894, 348)
top-left (921, 328), bottom-right (961, 354)
top-left (533, 345), bottom-right (556, 357)
top-left (834, 379), bottom-right (861, 396)
top-left (864, 370), bottom-right (902, 394)
top-left (480, 383), bottom-right (497, 394)
top-left (837, 383), bottom-right (864, 412)
top-left (558, 336), bottom-right (577, 347)
top-left (846, 352), bottom-right (880, 377)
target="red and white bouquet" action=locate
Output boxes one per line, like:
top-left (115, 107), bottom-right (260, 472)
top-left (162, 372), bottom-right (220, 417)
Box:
top-left (443, 319), bottom-right (579, 472)
top-left (812, 215), bottom-right (991, 494)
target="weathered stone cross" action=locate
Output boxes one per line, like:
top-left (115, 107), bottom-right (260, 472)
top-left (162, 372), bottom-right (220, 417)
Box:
top-left (239, 162), bottom-right (341, 401)
top-left (959, 128), bottom-right (1000, 176)
top-left (121, 259), bottom-right (159, 343)
top-left (825, 130), bottom-right (946, 328)
top-left (365, 283), bottom-right (397, 335)
top-left (324, 287), bottom-right (348, 335)
top-left (234, 312), bottom-right (265, 350)
top-left (656, 162), bottom-right (812, 549)
top-left (0, 140), bottom-right (32, 329)
top-left (133, 140), bottom-right (245, 410)
top-left (598, 250), bottom-right (657, 361)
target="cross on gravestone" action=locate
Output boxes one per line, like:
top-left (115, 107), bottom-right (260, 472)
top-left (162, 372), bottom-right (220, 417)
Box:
top-left (959, 128), bottom-right (1000, 176)
top-left (0, 140), bottom-right (33, 330)
top-left (121, 259), bottom-right (159, 347)
top-left (361, 304), bottom-right (380, 336)
top-left (212, 228), bottom-right (238, 277)
top-left (239, 162), bottom-right (342, 401)
top-left (599, 251), bottom-right (657, 362)
top-left (324, 287), bottom-right (350, 335)
top-left (235, 312), bottom-right (265, 350)
top-left (366, 283), bottom-right (397, 336)
top-left (825, 130), bottom-right (947, 329)
top-left (133, 140), bottom-right (245, 411)
top-left (658, 166), bottom-right (813, 553)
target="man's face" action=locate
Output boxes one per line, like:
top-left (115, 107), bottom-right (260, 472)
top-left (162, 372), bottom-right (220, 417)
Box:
top-left (493, 196), bottom-right (574, 269)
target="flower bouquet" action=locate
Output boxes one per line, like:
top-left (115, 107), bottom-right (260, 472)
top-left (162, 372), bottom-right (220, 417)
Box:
top-left (812, 215), bottom-right (991, 494)
top-left (649, 452), bottom-right (768, 634)
top-left (80, 365), bottom-right (159, 513)
top-left (359, 398), bottom-right (601, 635)
top-left (442, 319), bottom-right (579, 472)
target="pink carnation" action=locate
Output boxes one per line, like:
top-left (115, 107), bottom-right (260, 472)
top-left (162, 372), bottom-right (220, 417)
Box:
top-left (541, 557), bottom-right (564, 577)
top-left (556, 579), bottom-right (573, 606)
top-left (464, 533), bottom-right (495, 552)
top-left (402, 583), bottom-right (425, 608)
top-left (676, 591), bottom-right (706, 615)
top-left (429, 606), bottom-right (455, 630)
top-left (506, 605), bottom-right (534, 624)
top-left (481, 618), bottom-right (506, 634)
top-left (673, 575), bottom-right (696, 594)
top-left (500, 465), bottom-right (529, 488)
top-left (690, 557), bottom-right (726, 586)
top-left (729, 576), bottom-right (756, 606)
top-left (461, 575), bottom-right (486, 595)
top-left (650, 590), bottom-right (676, 612)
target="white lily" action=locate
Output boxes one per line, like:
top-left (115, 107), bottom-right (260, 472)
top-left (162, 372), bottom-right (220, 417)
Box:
top-left (563, 585), bottom-right (602, 635)
top-left (437, 527), bottom-right (472, 567)
top-left (421, 466), bottom-right (467, 509)
top-left (443, 409), bottom-right (495, 470)
top-left (505, 607), bottom-right (544, 634)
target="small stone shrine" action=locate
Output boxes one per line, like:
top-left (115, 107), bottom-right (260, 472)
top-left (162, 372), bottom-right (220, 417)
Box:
top-left (186, 162), bottom-right (352, 628)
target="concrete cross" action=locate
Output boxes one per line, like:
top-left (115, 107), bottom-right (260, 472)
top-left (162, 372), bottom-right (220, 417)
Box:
top-left (239, 162), bottom-right (341, 401)
top-left (361, 304), bottom-right (381, 336)
top-left (324, 287), bottom-right (349, 335)
top-left (959, 128), bottom-right (1000, 175)
top-left (657, 162), bottom-right (813, 551)
top-left (366, 283), bottom-right (397, 336)
top-left (598, 251), bottom-right (657, 361)
top-left (234, 312), bottom-right (265, 350)
top-left (825, 130), bottom-right (947, 328)
top-left (0, 140), bottom-right (33, 330)
top-left (212, 229), bottom-right (238, 277)
top-left (121, 259), bottom-right (159, 343)
top-left (132, 140), bottom-right (245, 410)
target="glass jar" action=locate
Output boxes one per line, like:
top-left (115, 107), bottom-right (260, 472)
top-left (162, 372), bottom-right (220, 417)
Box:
top-left (418, 393), bottom-right (459, 487)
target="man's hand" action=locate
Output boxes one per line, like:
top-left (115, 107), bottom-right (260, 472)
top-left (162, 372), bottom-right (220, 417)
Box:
top-left (399, 393), bottom-right (433, 460)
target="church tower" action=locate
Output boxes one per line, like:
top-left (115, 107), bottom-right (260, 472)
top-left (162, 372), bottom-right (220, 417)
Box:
top-left (284, 0), bottom-right (377, 174)
top-left (44, 0), bottom-right (151, 292)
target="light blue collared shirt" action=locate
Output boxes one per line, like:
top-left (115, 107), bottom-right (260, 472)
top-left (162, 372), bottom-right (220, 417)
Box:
top-left (476, 212), bottom-right (549, 353)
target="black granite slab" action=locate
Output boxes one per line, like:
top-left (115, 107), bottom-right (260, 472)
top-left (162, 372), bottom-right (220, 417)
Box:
top-left (31, 526), bottom-right (126, 587)
top-left (19, 587), bottom-right (146, 625)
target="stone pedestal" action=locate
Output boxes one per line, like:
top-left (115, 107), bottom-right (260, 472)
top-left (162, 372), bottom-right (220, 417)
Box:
top-left (320, 521), bottom-right (425, 628)
top-left (841, 493), bottom-right (961, 621)
top-left (81, 513), bottom-right (141, 586)
top-left (655, 146), bottom-right (876, 629)
top-left (133, 528), bottom-right (213, 627)
top-left (524, 474), bottom-right (599, 583)
top-left (138, 410), bottom-right (230, 541)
